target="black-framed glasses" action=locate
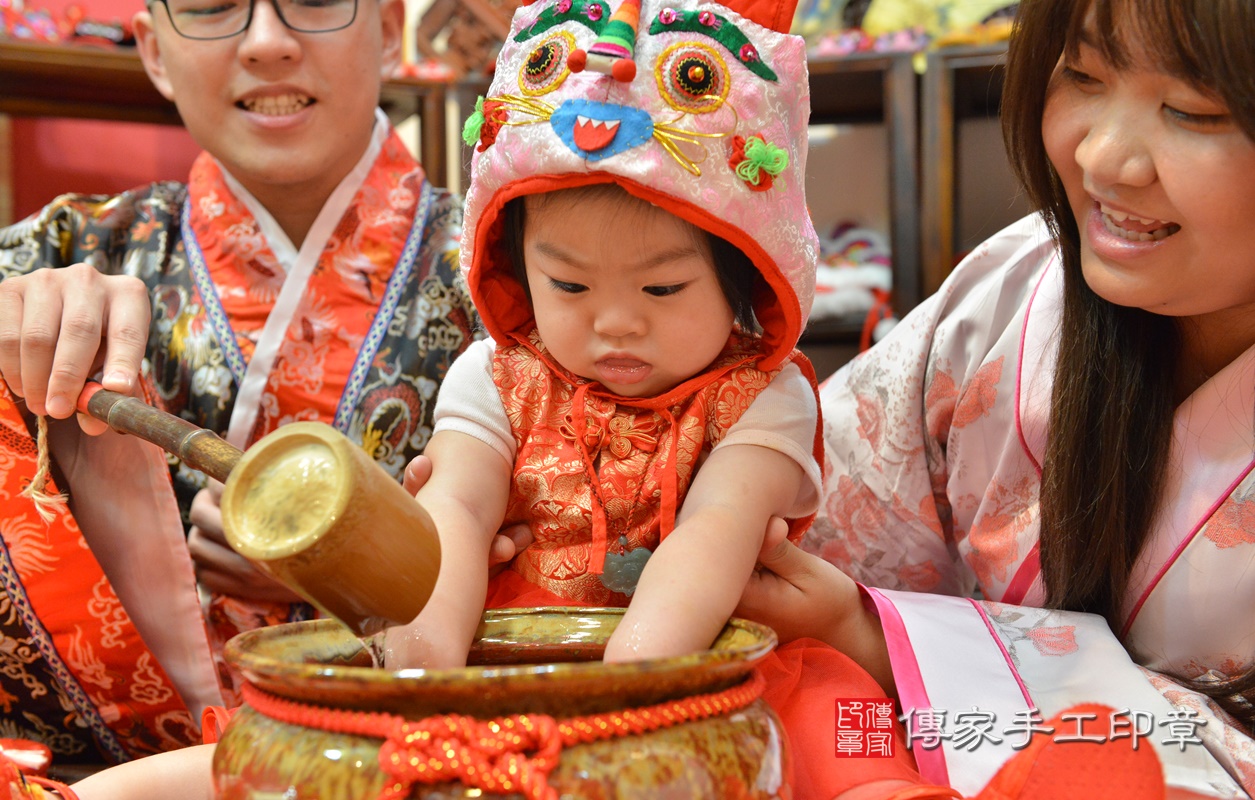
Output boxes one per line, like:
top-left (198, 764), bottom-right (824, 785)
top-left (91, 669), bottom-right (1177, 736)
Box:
top-left (149, 0), bottom-right (358, 40)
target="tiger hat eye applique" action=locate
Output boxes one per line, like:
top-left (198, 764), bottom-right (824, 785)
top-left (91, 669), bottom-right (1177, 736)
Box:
top-left (655, 41), bottom-right (730, 114)
top-left (519, 31), bottom-right (578, 96)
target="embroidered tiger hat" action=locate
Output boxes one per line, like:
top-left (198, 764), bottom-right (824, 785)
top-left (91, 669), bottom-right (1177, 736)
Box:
top-left (460, 0), bottom-right (817, 371)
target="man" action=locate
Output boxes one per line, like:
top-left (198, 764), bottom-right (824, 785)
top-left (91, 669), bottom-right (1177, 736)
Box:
top-left (0, 0), bottom-right (477, 766)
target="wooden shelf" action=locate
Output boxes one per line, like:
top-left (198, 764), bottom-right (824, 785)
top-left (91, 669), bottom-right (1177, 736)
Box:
top-left (0, 40), bottom-right (173, 123)
top-left (807, 52), bottom-right (914, 119)
top-left (920, 43), bottom-right (1008, 296)
top-left (801, 314), bottom-right (864, 341)
top-left (799, 314), bottom-right (864, 376)
top-left (808, 52), bottom-right (920, 315)
top-left (0, 40), bottom-right (452, 185)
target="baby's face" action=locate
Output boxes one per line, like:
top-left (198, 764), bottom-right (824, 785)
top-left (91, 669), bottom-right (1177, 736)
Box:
top-left (522, 191), bottom-right (736, 397)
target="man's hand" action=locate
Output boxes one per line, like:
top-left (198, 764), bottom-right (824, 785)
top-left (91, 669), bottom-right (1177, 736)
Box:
top-left (0, 265), bottom-right (150, 435)
top-left (405, 454), bottom-right (532, 573)
top-left (188, 480), bottom-right (304, 603)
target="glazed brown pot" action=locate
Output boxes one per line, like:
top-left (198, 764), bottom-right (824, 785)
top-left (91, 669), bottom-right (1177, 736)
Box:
top-left (213, 609), bottom-right (790, 799)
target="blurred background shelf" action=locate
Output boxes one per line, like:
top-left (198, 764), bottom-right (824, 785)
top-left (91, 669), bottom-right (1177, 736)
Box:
top-left (920, 43), bottom-right (1017, 297)
top-left (808, 51), bottom-right (921, 317)
top-left (0, 40), bottom-right (453, 185)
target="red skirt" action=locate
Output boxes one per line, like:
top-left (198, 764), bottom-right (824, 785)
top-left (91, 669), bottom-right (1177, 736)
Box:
top-left (486, 570), bottom-right (923, 798)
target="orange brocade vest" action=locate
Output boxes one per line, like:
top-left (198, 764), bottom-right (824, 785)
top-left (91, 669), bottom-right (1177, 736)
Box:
top-left (495, 330), bottom-right (821, 606)
top-left (0, 384), bottom-right (199, 763)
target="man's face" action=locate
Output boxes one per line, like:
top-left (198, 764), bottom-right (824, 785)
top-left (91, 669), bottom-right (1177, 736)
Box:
top-left (133, 0), bottom-right (403, 207)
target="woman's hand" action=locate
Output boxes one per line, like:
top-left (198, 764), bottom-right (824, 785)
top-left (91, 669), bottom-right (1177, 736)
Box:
top-left (736, 519), bottom-right (896, 695)
top-left (735, 517), bottom-right (857, 645)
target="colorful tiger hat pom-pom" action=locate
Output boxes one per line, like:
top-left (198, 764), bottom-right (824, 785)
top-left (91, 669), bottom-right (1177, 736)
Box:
top-left (462, 96), bottom-right (510, 152)
top-left (729, 133), bottom-right (789, 191)
top-left (568, 0), bottom-right (642, 81)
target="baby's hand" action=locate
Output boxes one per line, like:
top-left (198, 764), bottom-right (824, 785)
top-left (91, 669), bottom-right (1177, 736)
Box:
top-left (381, 623), bottom-right (469, 671)
top-left (404, 453), bottom-right (533, 575)
top-left (737, 521), bottom-right (896, 693)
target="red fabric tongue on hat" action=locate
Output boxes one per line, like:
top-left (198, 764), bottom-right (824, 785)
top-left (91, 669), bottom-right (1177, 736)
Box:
top-left (574, 116), bottom-right (621, 151)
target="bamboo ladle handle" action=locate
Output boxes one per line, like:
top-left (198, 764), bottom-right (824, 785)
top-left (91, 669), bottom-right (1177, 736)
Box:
top-left (76, 383), bottom-right (242, 482)
top-left (74, 382), bottom-right (441, 637)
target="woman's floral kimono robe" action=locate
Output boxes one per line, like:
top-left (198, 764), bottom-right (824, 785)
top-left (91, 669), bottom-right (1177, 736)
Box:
top-left (807, 213), bottom-right (1254, 798)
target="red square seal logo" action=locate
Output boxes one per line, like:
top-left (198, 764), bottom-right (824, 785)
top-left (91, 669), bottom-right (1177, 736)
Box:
top-left (835, 699), bottom-right (896, 758)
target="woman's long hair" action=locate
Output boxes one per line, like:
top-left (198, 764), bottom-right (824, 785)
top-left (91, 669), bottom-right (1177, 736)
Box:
top-left (1001, 0), bottom-right (1255, 728)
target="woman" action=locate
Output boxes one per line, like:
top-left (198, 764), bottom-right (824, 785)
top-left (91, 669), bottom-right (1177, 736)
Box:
top-left (739, 0), bottom-right (1255, 796)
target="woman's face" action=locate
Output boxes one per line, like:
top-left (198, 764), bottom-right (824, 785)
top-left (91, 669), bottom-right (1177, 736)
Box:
top-left (1042, 18), bottom-right (1255, 352)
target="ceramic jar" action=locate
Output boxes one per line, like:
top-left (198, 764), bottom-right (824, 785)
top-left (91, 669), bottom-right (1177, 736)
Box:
top-left (213, 609), bottom-right (790, 798)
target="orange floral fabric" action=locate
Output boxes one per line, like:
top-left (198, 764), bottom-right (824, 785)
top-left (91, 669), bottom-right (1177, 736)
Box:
top-left (492, 329), bottom-right (819, 605)
top-left (0, 130), bottom-right (474, 757)
top-left (186, 134), bottom-right (429, 448)
top-left (0, 383), bottom-right (198, 764)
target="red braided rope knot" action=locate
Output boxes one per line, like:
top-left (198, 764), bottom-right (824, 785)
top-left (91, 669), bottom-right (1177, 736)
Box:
top-left (377, 713), bottom-right (562, 800)
top-left (241, 671), bottom-right (764, 800)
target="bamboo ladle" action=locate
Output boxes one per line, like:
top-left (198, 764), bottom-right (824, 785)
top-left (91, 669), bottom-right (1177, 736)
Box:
top-left (76, 383), bottom-right (441, 636)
